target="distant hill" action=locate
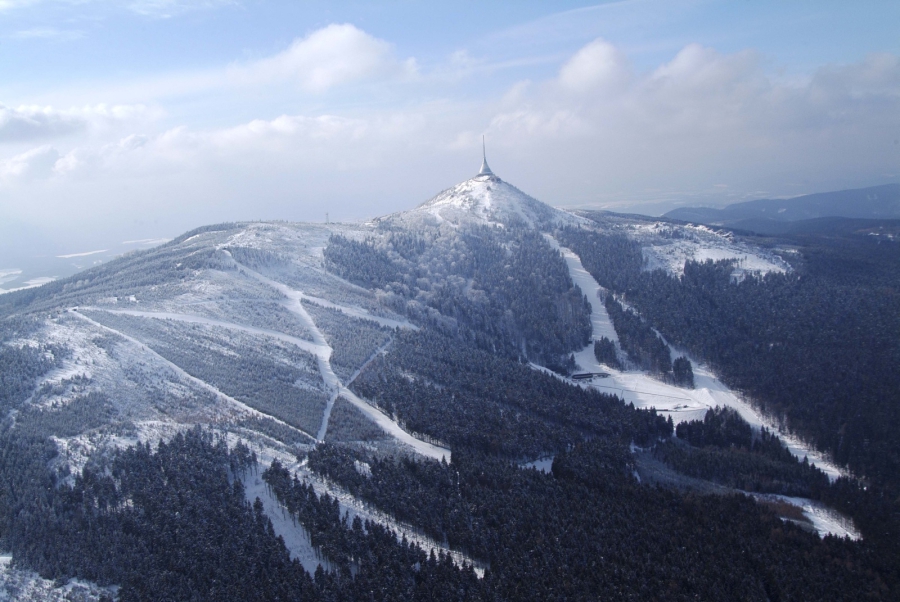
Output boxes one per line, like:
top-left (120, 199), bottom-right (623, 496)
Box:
top-left (665, 184), bottom-right (900, 233)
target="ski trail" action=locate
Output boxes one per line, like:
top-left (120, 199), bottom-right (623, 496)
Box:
top-left (316, 391), bottom-right (340, 442)
top-left (545, 236), bottom-right (849, 481)
top-left (225, 254), bottom-right (343, 441)
top-left (543, 234), bottom-right (618, 344)
top-left (242, 451), bottom-right (480, 575)
top-left (315, 338), bottom-right (392, 441)
top-left (302, 295), bottom-right (417, 330)
top-left (340, 388), bottom-right (449, 461)
top-left (69, 309), bottom-right (316, 443)
top-left (230, 258), bottom-right (451, 460)
top-left (80, 307), bottom-right (325, 356)
top-left (242, 472), bottom-right (330, 574)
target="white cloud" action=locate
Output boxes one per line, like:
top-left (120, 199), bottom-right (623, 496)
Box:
top-left (480, 40), bottom-right (900, 203)
top-left (0, 0), bottom-right (39, 10)
top-left (558, 38), bottom-right (629, 93)
top-left (53, 23), bottom-right (417, 105)
top-left (0, 103), bottom-right (156, 143)
top-left (225, 24), bottom-right (416, 93)
top-left (0, 104), bottom-right (84, 142)
top-left (809, 52), bottom-right (900, 98)
top-left (0, 145), bottom-right (60, 180)
top-left (4, 36), bottom-right (900, 250)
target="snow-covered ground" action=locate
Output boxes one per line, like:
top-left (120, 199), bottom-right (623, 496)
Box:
top-left (82, 307), bottom-right (326, 357)
top-left (627, 221), bottom-right (791, 278)
top-left (550, 237), bottom-right (848, 483)
top-left (234, 438), bottom-right (478, 576)
top-left (338, 388), bottom-right (450, 462)
top-left (748, 493), bottom-right (861, 540)
top-left (242, 473), bottom-right (329, 574)
top-left (0, 555), bottom-right (115, 602)
top-left (70, 309), bottom-right (313, 441)
top-left (546, 240), bottom-right (860, 538)
top-left (521, 457), bottom-right (554, 474)
top-left (0, 269), bottom-right (22, 292)
top-left (0, 276), bottom-right (55, 295)
top-left (302, 294), bottom-right (416, 330)
top-left (232, 259), bottom-right (450, 461)
top-left (388, 174), bottom-right (586, 231)
top-left (544, 235), bottom-right (618, 344)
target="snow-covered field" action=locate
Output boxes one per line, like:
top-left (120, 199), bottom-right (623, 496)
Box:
top-left (545, 235), bottom-right (618, 345)
top-left (0, 276), bottom-right (55, 295)
top-left (242, 473), bottom-right (328, 574)
top-left (234, 438), bottom-right (477, 575)
top-left (627, 221), bottom-right (791, 278)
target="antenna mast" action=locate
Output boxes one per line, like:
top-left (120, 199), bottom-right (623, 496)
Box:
top-left (477, 135), bottom-right (495, 178)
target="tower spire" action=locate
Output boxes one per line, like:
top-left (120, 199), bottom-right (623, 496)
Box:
top-left (478, 135), bottom-right (494, 177)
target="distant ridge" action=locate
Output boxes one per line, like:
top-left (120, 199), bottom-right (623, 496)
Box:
top-left (665, 184), bottom-right (900, 233)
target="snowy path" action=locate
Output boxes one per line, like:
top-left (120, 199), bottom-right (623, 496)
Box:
top-left (231, 259), bottom-right (450, 461)
top-left (81, 307), bottom-right (326, 356)
top-left (302, 294), bottom-right (417, 330)
top-left (316, 336), bottom-right (393, 441)
top-left (316, 392), bottom-right (341, 442)
top-left (339, 388), bottom-right (450, 462)
top-left (545, 234), bottom-right (618, 344)
top-left (0, 553), bottom-right (115, 601)
top-left (242, 472), bottom-right (330, 574)
top-left (345, 337), bottom-right (393, 387)
top-left (240, 448), bottom-right (479, 575)
top-left (546, 237), bottom-right (848, 481)
top-left (70, 309), bottom-right (316, 442)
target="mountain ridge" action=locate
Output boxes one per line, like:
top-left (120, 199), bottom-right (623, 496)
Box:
top-left (664, 183), bottom-right (900, 230)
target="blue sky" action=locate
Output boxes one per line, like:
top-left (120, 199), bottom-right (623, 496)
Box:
top-left (1, 0), bottom-right (899, 274)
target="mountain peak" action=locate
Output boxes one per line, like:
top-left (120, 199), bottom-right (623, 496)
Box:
top-left (397, 176), bottom-right (581, 230)
top-left (381, 147), bottom-right (584, 230)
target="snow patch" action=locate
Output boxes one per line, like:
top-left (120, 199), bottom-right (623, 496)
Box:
top-left (749, 493), bottom-right (861, 540)
top-left (0, 554), bottom-right (116, 602)
top-left (242, 473), bottom-right (329, 575)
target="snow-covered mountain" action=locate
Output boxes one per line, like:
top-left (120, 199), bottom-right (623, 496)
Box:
top-left (0, 161), bottom-right (826, 474)
top-left (382, 169), bottom-right (584, 230)
top-left (0, 159), bottom-right (873, 600)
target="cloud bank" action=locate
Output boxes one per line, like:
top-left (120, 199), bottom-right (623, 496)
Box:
top-left (0, 103), bottom-right (152, 143)
top-left (2, 29), bottom-right (899, 252)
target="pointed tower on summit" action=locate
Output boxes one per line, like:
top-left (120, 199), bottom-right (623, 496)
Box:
top-left (477, 135), bottom-right (497, 180)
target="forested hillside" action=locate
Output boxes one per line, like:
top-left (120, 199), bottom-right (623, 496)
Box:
top-left (557, 224), bottom-right (900, 548)
top-left (324, 227), bottom-right (591, 370)
top-left (0, 176), bottom-right (898, 600)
